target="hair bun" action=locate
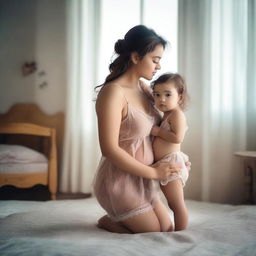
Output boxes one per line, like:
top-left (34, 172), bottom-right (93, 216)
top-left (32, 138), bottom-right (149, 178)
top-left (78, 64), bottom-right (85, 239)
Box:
top-left (114, 39), bottom-right (127, 55)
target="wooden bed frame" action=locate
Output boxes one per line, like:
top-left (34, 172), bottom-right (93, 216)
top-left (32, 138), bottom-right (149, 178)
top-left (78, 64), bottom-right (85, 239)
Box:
top-left (0, 103), bottom-right (64, 200)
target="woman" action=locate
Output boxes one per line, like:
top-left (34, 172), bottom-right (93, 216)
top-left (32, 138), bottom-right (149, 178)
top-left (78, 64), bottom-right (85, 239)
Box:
top-left (93, 25), bottom-right (180, 233)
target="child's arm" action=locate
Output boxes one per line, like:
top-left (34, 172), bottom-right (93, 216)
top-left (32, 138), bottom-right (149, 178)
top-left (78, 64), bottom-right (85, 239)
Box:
top-left (151, 110), bottom-right (187, 143)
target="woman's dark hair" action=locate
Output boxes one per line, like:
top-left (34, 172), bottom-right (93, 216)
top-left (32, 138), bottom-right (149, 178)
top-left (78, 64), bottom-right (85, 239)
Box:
top-left (95, 25), bottom-right (167, 91)
top-left (151, 73), bottom-right (189, 110)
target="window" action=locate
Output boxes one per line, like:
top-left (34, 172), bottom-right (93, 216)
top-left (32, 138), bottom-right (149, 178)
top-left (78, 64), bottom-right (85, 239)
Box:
top-left (97, 0), bottom-right (178, 85)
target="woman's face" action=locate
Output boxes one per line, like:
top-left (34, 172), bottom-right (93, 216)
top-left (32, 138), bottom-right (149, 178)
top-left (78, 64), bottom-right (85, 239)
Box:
top-left (135, 44), bottom-right (164, 80)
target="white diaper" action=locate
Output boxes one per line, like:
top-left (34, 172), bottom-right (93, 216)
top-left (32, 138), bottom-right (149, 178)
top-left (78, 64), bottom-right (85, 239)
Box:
top-left (157, 152), bottom-right (190, 186)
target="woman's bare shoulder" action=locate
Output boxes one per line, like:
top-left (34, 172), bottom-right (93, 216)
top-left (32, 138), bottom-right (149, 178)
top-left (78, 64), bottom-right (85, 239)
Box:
top-left (96, 83), bottom-right (124, 110)
top-left (97, 83), bottom-right (123, 100)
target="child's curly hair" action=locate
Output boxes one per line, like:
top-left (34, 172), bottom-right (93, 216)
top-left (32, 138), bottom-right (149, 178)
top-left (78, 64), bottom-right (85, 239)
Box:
top-left (151, 72), bottom-right (189, 111)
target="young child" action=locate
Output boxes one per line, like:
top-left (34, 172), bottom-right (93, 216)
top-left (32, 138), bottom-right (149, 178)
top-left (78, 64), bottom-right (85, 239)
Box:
top-left (151, 73), bottom-right (190, 231)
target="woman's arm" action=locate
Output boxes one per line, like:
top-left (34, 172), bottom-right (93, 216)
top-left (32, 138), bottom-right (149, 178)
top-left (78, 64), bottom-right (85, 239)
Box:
top-left (139, 80), bottom-right (154, 102)
top-left (96, 84), bottom-right (174, 180)
top-left (151, 110), bottom-right (187, 143)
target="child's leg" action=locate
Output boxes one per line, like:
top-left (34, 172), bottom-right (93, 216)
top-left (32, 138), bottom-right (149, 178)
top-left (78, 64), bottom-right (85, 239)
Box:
top-left (153, 199), bottom-right (174, 232)
top-left (161, 179), bottom-right (188, 231)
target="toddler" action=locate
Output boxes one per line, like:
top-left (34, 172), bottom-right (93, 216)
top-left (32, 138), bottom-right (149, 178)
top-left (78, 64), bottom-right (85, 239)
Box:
top-left (151, 73), bottom-right (190, 231)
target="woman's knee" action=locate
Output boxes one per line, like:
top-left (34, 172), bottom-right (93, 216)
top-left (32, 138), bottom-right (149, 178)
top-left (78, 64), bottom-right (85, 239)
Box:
top-left (133, 223), bottom-right (161, 233)
top-left (122, 212), bottom-right (161, 233)
top-left (123, 221), bottom-right (161, 233)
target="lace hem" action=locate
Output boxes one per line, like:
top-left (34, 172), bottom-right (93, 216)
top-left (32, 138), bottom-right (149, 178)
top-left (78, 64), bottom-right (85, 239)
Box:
top-left (108, 202), bottom-right (155, 222)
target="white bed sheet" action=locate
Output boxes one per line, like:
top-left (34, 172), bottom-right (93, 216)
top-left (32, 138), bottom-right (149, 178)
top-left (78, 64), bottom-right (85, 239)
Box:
top-left (0, 144), bottom-right (48, 174)
top-left (0, 162), bottom-right (48, 174)
top-left (0, 197), bottom-right (255, 256)
top-left (0, 144), bottom-right (48, 164)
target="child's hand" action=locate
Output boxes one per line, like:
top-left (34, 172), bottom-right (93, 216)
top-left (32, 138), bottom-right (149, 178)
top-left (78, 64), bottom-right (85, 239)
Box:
top-left (151, 125), bottom-right (160, 136)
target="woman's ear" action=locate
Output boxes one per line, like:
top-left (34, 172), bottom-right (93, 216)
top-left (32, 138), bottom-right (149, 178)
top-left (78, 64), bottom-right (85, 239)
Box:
top-left (130, 52), bottom-right (140, 64)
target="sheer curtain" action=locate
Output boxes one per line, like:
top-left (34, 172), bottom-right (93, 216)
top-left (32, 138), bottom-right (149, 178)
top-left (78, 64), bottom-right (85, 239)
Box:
top-left (60, 0), bottom-right (101, 193)
top-left (179, 0), bottom-right (256, 203)
top-left (97, 0), bottom-right (178, 84)
top-left (61, 0), bottom-right (178, 193)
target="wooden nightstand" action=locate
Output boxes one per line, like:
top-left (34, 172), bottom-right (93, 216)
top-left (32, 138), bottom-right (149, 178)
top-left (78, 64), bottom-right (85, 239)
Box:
top-left (234, 151), bottom-right (256, 204)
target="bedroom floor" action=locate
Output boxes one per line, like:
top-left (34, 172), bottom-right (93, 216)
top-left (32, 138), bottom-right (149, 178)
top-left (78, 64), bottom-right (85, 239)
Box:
top-left (0, 185), bottom-right (91, 201)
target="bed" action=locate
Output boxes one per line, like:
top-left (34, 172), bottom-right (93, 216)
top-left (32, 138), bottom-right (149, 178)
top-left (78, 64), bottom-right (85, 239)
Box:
top-left (0, 104), bottom-right (64, 200)
top-left (0, 196), bottom-right (255, 255)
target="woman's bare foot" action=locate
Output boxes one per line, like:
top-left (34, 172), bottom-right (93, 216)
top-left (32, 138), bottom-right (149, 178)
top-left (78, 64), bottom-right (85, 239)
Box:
top-left (97, 215), bottom-right (132, 234)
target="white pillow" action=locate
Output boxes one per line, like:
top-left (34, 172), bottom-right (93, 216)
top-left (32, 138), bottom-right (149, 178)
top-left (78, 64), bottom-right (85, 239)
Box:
top-left (0, 144), bottom-right (47, 164)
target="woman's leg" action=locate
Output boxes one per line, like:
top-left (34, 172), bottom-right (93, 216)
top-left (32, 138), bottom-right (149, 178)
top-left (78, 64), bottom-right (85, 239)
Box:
top-left (97, 215), bottom-right (132, 233)
top-left (98, 210), bottom-right (162, 234)
top-left (121, 209), bottom-right (162, 233)
top-left (97, 202), bottom-right (173, 233)
top-left (161, 179), bottom-right (188, 231)
top-left (153, 199), bottom-right (173, 232)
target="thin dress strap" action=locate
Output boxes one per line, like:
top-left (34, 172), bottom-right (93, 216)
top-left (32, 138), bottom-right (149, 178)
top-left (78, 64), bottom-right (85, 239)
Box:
top-left (116, 85), bottom-right (128, 104)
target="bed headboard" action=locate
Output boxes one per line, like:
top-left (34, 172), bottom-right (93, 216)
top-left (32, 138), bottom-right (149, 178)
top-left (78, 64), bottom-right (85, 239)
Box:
top-left (0, 103), bottom-right (65, 176)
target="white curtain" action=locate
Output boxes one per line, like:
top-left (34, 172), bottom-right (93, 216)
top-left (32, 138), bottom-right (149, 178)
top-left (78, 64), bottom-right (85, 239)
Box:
top-left (179, 0), bottom-right (256, 203)
top-left (60, 0), bottom-right (101, 193)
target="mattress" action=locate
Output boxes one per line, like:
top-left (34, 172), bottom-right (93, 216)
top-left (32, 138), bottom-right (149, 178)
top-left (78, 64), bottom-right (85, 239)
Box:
top-left (0, 144), bottom-right (48, 174)
top-left (0, 197), bottom-right (255, 256)
top-left (0, 162), bottom-right (48, 174)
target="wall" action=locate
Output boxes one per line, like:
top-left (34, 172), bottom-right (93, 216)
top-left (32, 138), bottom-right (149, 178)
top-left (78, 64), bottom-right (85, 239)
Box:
top-left (247, 0), bottom-right (256, 150)
top-left (0, 0), bottom-right (37, 108)
top-left (0, 0), bottom-right (67, 115)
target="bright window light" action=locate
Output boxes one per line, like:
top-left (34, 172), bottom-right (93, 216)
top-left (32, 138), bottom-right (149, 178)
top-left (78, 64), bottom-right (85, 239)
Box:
top-left (97, 0), bottom-right (140, 85)
top-left (143, 0), bottom-right (178, 75)
top-left (97, 0), bottom-right (178, 85)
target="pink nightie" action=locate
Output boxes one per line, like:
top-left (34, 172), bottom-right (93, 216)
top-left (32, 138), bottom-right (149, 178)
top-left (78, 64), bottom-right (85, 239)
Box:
top-left (93, 85), bottom-right (161, 222)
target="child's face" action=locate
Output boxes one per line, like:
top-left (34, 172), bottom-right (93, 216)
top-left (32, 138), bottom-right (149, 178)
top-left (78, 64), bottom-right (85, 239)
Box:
top-left (153, 82), bottom-right (181, 112)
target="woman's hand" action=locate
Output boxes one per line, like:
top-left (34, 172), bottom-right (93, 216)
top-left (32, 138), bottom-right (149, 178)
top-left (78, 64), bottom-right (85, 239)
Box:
top-left (151, 125), bottom-right (160, 136)
top-left (151, 162), bottom-right (180, 180)
top-left (185, 161), bottom-right (191, 171)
